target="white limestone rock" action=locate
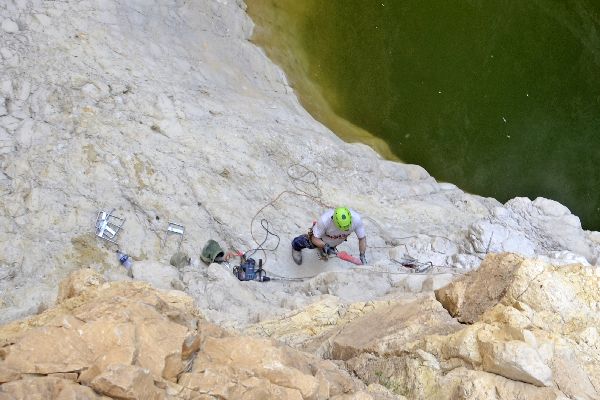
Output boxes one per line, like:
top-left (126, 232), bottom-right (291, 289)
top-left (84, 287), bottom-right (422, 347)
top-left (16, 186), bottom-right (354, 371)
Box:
top-left (389, 234), bottom-right (459, 269)
top-left (1, 19), bottom-right (19, 33)
top-left (303, 269), bottom-right (394, 301)
top-left (0, 126), bottom-right (14, 154)
top-left (14, 118), bottom-right (35, 148)
top-left (466, 220), bottom-right (536, 256)
top-left (0, 115), bottom-right (20, 131)
top-left (449, 253), bottom-right (482, 270)
top-left (536, 250), bottom-right (591, 266)
top-left (460, 197), bottom-right (598, 264)
top-left (181, 262), bottom-right (277, 328)
top-left (0, 0), bottom-right (597, 334)
top-left (506, 197), bottom-right (594, 260)
top-left (131, 261), bottom-right (182, 291)
top-left (14, 80), bottom-right (31, 103)
top-left (479, 339), bottom-right (553, 387)
top-left (0, 48), bottom-right (14, 60)
top-left (0, 80), bottom-right (13, 99)
top-left (33, 13), bottom-right (52, 28)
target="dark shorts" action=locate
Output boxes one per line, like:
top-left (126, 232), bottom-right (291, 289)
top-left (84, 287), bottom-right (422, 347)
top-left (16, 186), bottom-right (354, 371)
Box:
top-left (291, 234), bottom-right (316, 251)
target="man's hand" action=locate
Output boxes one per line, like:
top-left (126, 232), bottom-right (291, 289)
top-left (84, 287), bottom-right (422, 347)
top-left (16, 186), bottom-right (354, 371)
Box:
top-left (360, 253), bottom-right (367, 265)
top-left (324, 244), bottom-right (337, 255)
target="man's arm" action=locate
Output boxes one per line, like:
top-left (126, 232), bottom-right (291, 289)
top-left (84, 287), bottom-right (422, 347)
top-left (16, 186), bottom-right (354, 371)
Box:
top-left (358, 237), bottom-right (367, 254)
top-left (358, 236), bottom-right (367, 264)
top-left (310, 235), bottom-right (327, 249)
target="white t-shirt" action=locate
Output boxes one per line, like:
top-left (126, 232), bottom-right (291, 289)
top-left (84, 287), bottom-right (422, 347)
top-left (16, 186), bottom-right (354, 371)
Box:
top-left (312, 209), bottom-right (366, 247)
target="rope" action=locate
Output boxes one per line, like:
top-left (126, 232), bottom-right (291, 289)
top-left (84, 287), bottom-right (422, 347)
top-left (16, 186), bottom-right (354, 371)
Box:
top-left (250, 164), bottom-right (331, 227)
top-left (248, 164), bottom-right (333, 266)
top-left (260, 253), bottom-right (465, 282)
top-left (265, 271), bottom-right (319, 281)
top-left (243, 163), bottom-right (468, 281)
top-left (347, 266), bottom-right (465, 276)
top-left (261, 263), bottom-right (465, 283)
top-left (244, 218), bottom-right (280, 261)
top-left (364, 215), bottom-right (455, 250)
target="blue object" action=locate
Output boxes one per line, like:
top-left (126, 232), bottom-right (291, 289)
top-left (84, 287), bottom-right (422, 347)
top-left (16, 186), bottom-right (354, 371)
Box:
top-left (240, 258), bottom-right (256, 281)
top-left (117, 250), bottom-right (133, 270)
top-left (291, 234), bottom-right (315, 251)
top-left (233, 258), bottom-right (270, 282)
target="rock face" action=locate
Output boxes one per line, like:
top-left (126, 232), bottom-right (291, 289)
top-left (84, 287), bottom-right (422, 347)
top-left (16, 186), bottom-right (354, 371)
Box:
top-left (0, 0), bottom-right (599, 329)
top-left (0, 0), bottom-right (599, 397)
top-left (247, 253), bottom-right (600, 400)
top-left (3, 255), bottom-right (600, 399)
top-left (0, 270), bottom-right (394, 400)
top-left (249, 253), bottom-right (600, 400)
top-left (433, 253), bottom-right (523, 324)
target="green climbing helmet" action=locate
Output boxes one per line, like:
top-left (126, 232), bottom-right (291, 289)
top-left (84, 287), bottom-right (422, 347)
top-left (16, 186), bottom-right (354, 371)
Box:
top-left (333, 207), bottom-right (352, 231)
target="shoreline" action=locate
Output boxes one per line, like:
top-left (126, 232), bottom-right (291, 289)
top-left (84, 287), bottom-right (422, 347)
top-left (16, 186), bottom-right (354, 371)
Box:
top-left (246, 0), bottom-right (400, 161)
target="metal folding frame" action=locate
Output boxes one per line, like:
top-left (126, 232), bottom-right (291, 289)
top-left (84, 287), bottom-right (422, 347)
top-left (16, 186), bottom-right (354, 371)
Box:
top-left (95, 209), bottom-right (125, 245)
top-left (163, 221), bottom-right (185, 251)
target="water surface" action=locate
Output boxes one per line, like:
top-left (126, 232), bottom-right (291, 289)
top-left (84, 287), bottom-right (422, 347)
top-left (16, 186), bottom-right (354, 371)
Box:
top-left (248, 0), bottom-right (600, 230)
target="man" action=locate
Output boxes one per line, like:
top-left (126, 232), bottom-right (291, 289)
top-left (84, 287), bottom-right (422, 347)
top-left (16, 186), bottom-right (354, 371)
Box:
top-left (291, 207), bottom-right (367, 265)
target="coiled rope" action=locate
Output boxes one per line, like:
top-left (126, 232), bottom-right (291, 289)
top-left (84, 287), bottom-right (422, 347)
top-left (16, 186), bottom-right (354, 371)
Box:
top-left (247, 164), bottom-right (333, 266)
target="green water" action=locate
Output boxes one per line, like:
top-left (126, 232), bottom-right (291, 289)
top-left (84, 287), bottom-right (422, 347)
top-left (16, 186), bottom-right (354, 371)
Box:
top-left (248, 0), bottom-right (600, 230)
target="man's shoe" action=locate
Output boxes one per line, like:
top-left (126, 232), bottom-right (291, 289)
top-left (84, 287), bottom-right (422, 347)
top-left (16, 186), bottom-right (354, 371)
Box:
top-left (292, 249), bottom-right (303, 265)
